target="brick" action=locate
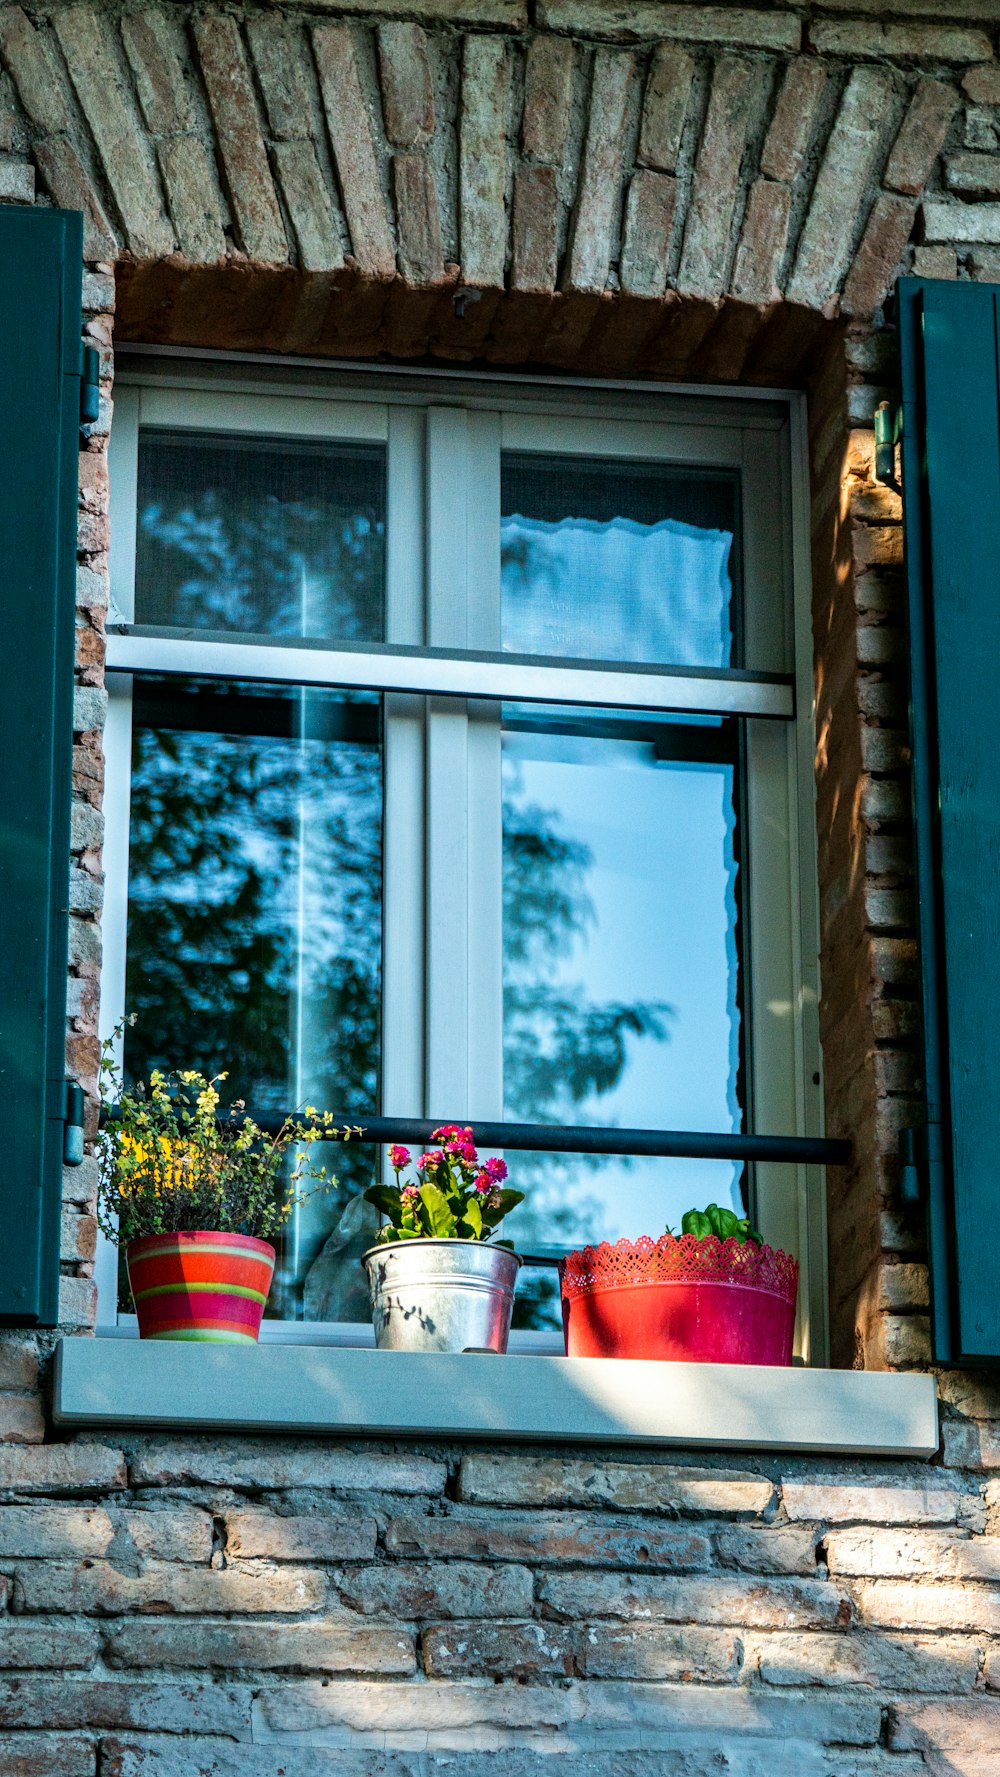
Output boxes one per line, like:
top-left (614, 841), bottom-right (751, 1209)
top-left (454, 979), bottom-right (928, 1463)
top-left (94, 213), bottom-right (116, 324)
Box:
top-left (0, 1742), bottom-right (93, 1777)
top-left (0, 1397), bottom-right (43, 1445)
top-left (193, 15), bottom-right (287, 264)
top-left (563, 48), bottom-right (633, 294)
top-left (157, 136), bottom-right (227, 265)
top-left (459, 34), bottom-right (514, 288)
top-left (54, 8), bottom-right (173, 260)
top-left (523, 34), bottom-right (575, 163)
top-left (0, 1679), bottom-right (249, 1737)
top-left (285, 0), bottom-right (525, 16)
top-left (620, 169), bottom-right (677, 297)
top-left (855, 1580), bottom-right (1000, 1633)
top-left (891, 1700), bottom-right (1000, 1754)
top-left (841, 193), bottom-right (917, 319)
top-left (0, 1624), bottom-right (98, 1670)
top-left (273, 139), bottom-right (344, 273)
top-left (577, 1622), bottom-right (741, 1681)
top-left (885, 79), bottom-right (960, 196)
top-left (761, 60), bottom-right (828, 184)
top-left (459, 1452), bottom-right (775, 1515)
top-left (732, 178), bottom-right (790, 304)
top-left (748, 1628), bottom-right (982, 1692)
top-left (536, 2), bottom-right (801, 52)
top-left (877, 1262), bottom-right (929, 1312)
top-left (678, 58), bottom-right (759, 299)
top-left (0, 8), bottom-right (73, 134)
top-left (966, 105), bottom-right (1000, 151)
top-left (104, 1618), bottom-right (415, 1675)
top-left (392, 150), bottom-right (444, 283)
top-left (0, 1444), bottom-right (124, 1497)
top-left (334, 1559), bottom-right (532, 1619)
top-left (946, 151), bottom-right (1000, 196)
top-left (0, 1505), bottom-right (211, 1561)
top-left (385, 1509), bottom-right (711, 1568)
top-left (377, 22), bottom-right (435, 150)
top-left (939, 1372), bottom-right (1000, 1420)
top-left (120, 7), bottom-right (197, 135)
top-left (968, 245), bottom-right (1000, 279)
top-left (811, 22), bottom-right (993, 62)
top-left (128, 1439), bottom-right (445, 1494)
top-left (58, 1276), bottom-right (96, 1330)
top-left (512, 163), bottom-right (562, 292)
top-left (225, 1510), bottom-right (376, 1561)
top-left (32, 138), bottom-right (118, 262)
top-left (713, 1523), bottom-right (820, 1575)
top-left (14, 1561), bottom-right (324, 1616)
top-left (538, 1571), bottom-right (850, 1629)
top-left (423, 1619), bottom-right (573, 1678)
top-left (637, 46), bottom-right (694, 173)
top-left (965, 66), bottom-right (1000, 104)
top-left (787, 67), bottom-right (896, 310)
top-left (782, 1474), bottom-right (968, 1525)
top-left (314, 22), bottom-right (395, 279)
top-left (924, 198), bottom-right (1000, 241)
top-left (246, 15), bottom-right (315, 143)
top-left (0, 1348), bottom-right (36, 1395)
top-left (945, 1420), bottom-right (1000, 1468)
top-left (0, 154), bottom-right (32, 202)
top-left (827, 1527), bottom-right (1000, 1581)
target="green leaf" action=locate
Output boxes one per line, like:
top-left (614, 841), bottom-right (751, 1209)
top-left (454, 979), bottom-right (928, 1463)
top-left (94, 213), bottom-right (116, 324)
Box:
top-left (364, 1183), bottom-right (403, 1221)
top-left (711, 1206), bottom-right (740, 1241)
top-left (418, 1181), bottom-right (459, 1238)
top-left (479, 1188), bottom-right (525, 1229)
top-left (681, 1209), bottom-right (712, 1240)
top-left (459, 1196), bottom-right (483, 1239)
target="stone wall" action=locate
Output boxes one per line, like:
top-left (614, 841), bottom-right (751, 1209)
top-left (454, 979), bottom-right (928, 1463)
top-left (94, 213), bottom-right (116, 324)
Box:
top-left (2, 0), bottom-right (1000, 1764)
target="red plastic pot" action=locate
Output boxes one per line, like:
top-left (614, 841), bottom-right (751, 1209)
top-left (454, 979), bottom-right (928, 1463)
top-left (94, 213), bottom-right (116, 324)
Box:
top-left (126, 1231), bottom-right (276, 1342)
top-left (560, 1233), bottom-right (798, 1365)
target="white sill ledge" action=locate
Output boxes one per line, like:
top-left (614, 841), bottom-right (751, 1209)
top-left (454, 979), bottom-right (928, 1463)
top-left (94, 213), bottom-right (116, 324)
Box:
top-left (53, 1340), bottom-right (939, 1457)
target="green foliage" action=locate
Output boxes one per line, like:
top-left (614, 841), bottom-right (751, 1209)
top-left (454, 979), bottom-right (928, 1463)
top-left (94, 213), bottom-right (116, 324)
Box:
top-left (97, 1021), bottom-right (338, 1248)
top-left (364, 1127), bottom-right (525, 1246)
top-left (675, 1203), bottom-right (763, 1246)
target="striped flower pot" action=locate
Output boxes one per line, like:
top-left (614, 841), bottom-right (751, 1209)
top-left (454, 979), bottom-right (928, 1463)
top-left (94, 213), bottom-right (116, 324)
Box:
top-left (125, 1231), bottom-right (276, 1342)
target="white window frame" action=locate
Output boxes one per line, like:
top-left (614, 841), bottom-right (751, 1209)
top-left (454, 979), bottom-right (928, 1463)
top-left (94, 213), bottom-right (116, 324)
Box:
top-left (97, 355), bottom-right (827, 1364)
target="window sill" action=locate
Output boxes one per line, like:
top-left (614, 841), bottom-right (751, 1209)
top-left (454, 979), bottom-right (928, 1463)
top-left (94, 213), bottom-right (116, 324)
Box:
top-left (53, 1339), bottom-right (938, 1457)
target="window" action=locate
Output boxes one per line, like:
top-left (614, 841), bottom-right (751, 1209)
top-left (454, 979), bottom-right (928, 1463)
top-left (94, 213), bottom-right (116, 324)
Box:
top-left (98, 360), bottom-right (824, 1359)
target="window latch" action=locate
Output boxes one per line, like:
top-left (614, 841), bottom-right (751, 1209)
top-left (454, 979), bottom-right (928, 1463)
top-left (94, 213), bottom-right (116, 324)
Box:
top-left (79, 341), bottom-right (100, 427)
top-left (63, 1078), bottom-right (85, 1166)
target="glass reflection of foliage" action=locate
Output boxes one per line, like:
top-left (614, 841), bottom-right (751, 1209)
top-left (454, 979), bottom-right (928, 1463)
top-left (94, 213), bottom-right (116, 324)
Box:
top-left (135, 432), bottom-right (386, 642)
top-left (123, 682), bottom-right (382, 1310)
top-left (503, 772), bottom-right (672, 1329)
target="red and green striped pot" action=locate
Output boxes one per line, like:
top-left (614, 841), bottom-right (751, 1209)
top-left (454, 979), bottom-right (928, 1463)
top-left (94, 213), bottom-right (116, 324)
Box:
top-left (125, 1231), bottom-right (276, 1343)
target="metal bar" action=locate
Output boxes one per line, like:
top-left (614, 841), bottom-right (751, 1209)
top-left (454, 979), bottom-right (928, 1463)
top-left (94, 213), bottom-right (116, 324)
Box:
top-left (256, 1115), bottom-right (850, 1166)
top-left (106, 627), bottom-right (795, 721)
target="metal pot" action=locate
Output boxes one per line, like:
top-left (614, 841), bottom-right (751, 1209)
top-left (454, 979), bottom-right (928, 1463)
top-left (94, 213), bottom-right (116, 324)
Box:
top-left (362, 1238), bottom-right (522, 1353)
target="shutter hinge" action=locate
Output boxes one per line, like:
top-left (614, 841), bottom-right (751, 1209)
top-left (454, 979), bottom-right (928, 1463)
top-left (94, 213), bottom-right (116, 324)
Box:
top-left (78, 341), bottom-right (100, 428)
top-left (874, 401), bottom-right (902, 489)
top-left (63, 1078), bottom-right (85, 1166)
top-left (899, 1126), bottom-right (922, 1205)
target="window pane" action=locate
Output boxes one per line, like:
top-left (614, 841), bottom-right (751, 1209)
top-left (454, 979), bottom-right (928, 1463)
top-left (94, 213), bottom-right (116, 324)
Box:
top-left (501, 454), bottom-right (738, 669)
top-left (123, 678), bottom-right (382, 1323)
top-left (135, 430), bottom-right (385, 642)
top-left (502, 716), bottom-right (745, 1331)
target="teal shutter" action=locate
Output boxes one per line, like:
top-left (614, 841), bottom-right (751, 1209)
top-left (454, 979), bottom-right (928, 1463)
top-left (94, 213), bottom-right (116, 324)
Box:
top-left (899, 278), bottom-right (1000, 1364)
top-left (0, 207), bottom-right (84, 1325)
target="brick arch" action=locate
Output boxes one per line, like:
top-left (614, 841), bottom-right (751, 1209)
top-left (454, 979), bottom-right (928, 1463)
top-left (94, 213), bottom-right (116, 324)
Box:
top-left (0, 4), bottom-right (962, 375)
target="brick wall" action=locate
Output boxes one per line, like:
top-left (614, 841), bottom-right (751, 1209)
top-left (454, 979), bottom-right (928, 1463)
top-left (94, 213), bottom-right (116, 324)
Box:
top-left (2, 0), bottom-right (1000, 1764)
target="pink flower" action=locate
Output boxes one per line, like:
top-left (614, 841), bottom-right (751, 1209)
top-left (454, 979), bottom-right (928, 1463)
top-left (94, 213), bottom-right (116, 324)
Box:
top-left (388, 1144), bottom-right (411, 1170)
top-left (417, 1149), bottom-right (444, 1170)
top-left (485, 1156), bottom-right (507, 1182)
top-left (401, 1183), bottom-right (419, 1203)
top-left (455, 1141), bottom-right (478, 1163)
top-left (432, 1124), bottom-right (460, 1142)
top-left (474, 1170), bottom-right (492, 1195)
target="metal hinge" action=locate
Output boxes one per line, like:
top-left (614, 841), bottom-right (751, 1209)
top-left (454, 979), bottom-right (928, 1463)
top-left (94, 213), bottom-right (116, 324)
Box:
top-left (63, 1078), bottom-right (85, 1166)
top-left (79, 341), bottom-right (100, 427)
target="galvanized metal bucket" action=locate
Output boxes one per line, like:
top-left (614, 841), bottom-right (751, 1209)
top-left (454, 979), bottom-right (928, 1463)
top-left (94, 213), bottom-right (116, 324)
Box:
top-left (362, 1238), bottom-right (522, 1353)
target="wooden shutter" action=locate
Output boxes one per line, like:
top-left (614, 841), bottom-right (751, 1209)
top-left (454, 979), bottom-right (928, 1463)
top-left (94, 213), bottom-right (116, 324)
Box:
top-left (0, 207), bottom-right (84, 1325)
top-left (899, 277), bottom-right (1000, 1364)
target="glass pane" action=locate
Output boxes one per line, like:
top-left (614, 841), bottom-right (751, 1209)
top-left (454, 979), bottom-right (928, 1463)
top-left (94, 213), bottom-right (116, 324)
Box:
top-left (502, 716), bottom-right (744, 1331)
top-left (501, 453), bottom-right (738, 669)
top-left (135, 430), bottom-right (385, 642)
top-left (123, 677), bottom-right (382, 1323)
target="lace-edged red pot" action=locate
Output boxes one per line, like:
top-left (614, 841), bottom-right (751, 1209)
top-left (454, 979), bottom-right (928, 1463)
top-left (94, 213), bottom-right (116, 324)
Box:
top-left (559, 1234), bottom-right (798, 1364)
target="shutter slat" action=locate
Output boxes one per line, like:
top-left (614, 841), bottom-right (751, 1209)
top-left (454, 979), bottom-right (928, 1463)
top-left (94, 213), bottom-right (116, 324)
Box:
top-left (0, 207), bottom-right (83, 1326)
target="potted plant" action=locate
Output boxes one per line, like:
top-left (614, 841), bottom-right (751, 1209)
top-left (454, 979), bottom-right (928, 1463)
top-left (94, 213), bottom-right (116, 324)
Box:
top-left (362, 1126), bottom-right (524, 1353)
top-left (560, 1203), bottom-right (798, 1366)
top-left (98, 1036), bottom-right (336, 1342)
